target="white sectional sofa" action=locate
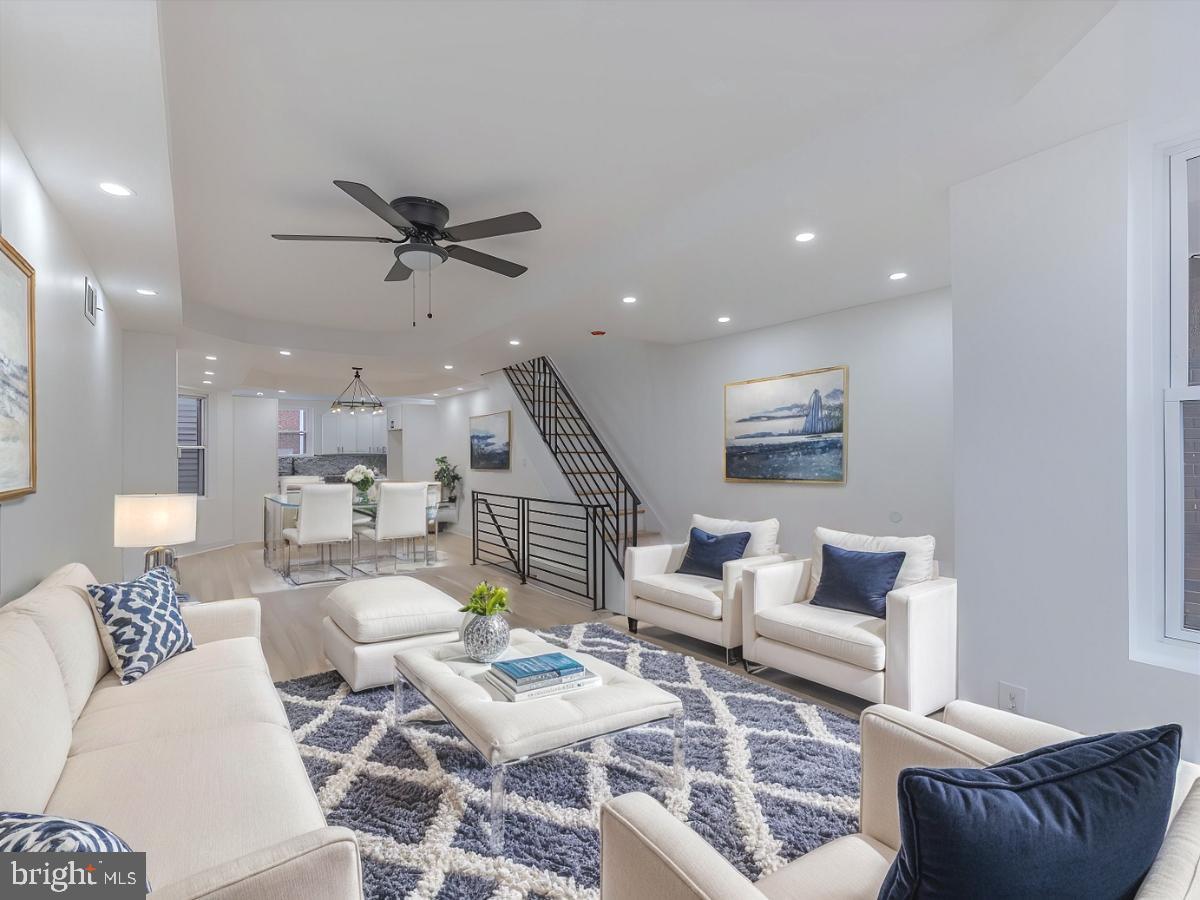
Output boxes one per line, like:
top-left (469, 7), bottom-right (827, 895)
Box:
top-left (0, 563), bottom-right (363, 900)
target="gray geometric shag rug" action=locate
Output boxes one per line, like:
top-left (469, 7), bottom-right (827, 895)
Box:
top-left (275, 622), bottom-right (861, 899)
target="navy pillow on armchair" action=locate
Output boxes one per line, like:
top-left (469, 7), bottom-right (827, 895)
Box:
top-left (675, 527), bottom-right (751, 579)
top-left (810, 543), bottom-right (906, 618)
top-left (878, 723), bottom-right (1181, 900)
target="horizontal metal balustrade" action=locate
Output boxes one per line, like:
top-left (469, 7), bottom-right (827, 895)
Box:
top-left (472, 490), bottom-right (606, 609)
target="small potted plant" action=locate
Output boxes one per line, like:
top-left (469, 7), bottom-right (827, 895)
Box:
top-left (344, 464), bottom-right (376, 503)
top-left (460, 581), bottom-right (511, 662)
top-left (434, 456), bottom-right (462, 503)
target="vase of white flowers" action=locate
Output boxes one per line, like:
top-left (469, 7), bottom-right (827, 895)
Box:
top-left (344, 464), bottom-right (376, 503)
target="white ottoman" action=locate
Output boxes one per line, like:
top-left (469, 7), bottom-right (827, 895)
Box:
top-left (322, 576), bottom-right (462, 691)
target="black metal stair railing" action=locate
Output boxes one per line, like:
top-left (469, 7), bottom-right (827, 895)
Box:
top-left (472, 490), bottom-right (606, 610)
top-left (503, 357), bottom-right (643, 576)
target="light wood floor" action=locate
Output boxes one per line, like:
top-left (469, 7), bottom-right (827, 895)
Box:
top-left (179, 532), bottom-right (869, 718)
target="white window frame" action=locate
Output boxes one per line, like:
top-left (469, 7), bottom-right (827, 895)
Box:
top-left (1165, 141), bottom-right (1200, 643)
top-left (177, 392), bottom-right (208, 497)
top-left (277, 406), bottom-right (308, 457)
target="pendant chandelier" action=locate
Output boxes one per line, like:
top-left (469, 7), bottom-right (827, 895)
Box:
top-left (331, 366), bottom-right (384, 415)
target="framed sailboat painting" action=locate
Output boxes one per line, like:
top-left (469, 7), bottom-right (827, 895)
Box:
top-left (724, 366), bottom-right (846, 484)
top-left (0, 235), bottom-right (36, 502)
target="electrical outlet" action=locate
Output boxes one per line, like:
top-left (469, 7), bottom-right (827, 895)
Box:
top-left (997, 681), bottom-right (1027, 715)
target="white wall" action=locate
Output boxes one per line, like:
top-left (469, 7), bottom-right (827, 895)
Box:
top-left (232, 396), bottom-right (279, 544)
top-left (557, 289), bottom-right (955, 563)
top-left (121, 331), bottom-right (177, 574)
top-left (0, 122), bottom-right (125, 601)
top-left (190, 391), bottom-right (278, 553)
top-left (951, 123), bottom-right (1200, 757)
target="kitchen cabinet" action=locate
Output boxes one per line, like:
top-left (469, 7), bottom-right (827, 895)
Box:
top-left (320, 410), bottom-right (389, 453)
top-left (386, 404), bottom-right (404, 431)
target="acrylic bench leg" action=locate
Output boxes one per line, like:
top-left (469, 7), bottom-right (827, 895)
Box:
top-left (489, 763), bottom-right (507, 853)
top-left (671, 709), bottom-right (686, 791)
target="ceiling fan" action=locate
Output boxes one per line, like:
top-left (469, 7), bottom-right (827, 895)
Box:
top-left (272, 180), bottom-right (540, 280)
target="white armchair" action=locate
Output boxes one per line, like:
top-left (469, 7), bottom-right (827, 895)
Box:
top-left (599, 702), bottom-right (1200, 900)
top-left (624, 516), bottom-right (793, 665)
top-left (741, 530), bottom-right (957, 715)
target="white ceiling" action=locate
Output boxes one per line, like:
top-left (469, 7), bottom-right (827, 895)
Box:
top-left (0, 0), bottom-right (182, 333)
top-left (2, 0), bottom-right (1118, 395)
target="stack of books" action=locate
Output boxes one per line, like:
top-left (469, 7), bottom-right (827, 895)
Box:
top-left (485, 652), bottom-right (600, 702)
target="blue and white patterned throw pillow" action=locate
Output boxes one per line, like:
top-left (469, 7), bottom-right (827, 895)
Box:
top-left (1, 812), bottom-right (151, 892)
top-left (0, 812), bottom-right (135, 852)
top-left (87, 567), bottom-right (194, 684)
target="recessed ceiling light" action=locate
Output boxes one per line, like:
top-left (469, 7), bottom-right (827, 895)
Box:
top-left (277, 389), bottom-right (286, 394)
top-left (717, 316), bottom-right (731, 324)
top-left (443, 364), bottom-right (454, 370)
top-left (99, 182), bottom-right (134, 197)
top-left (623, 296), bottom-right (637, 304)
top-left (136, 288), bottom-right (157, 296)
top-left (279, 350), bottom-right (291, 356)
top-left (203, 371), bottom-right (214, 376)
top-left (457, 387), bottom-right (464, 391)
top-left (432, 393), bottom-right (439, 397)
top-left (794, 232), bottom-right (815, 242)
top-left (889, 272), bottom-right (908, 281)
top-left (509, 339), bottom-right (521, 346)
top-left (202, 380), bottom-right (212, 385)
top-left (256, 392), bottom-right (264, 396)
top-left (205, 355), bottom-right (217, 361)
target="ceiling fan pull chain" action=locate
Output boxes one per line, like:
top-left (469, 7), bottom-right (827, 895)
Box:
top-left (412, 274), bottom-right (416, 327)
top-left (427, 269), bottom-right (433, 320)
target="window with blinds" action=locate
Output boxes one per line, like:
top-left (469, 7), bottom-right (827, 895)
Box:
top-left (177, 394), bottom-right (206, 495)
top-left (1166, 148), bottom-right (1200, 641)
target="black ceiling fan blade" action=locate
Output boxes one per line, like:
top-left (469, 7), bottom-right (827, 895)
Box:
top-left (385, 258), bottom-right (413, 281)
top-left (444, 244), bottom-right (527, 278)
top-left (272, 234), bottom-right (400, 242)
top-left (333, 180), bottom-right (413, 232)
top-left (442, 211), bottom-right (541, 242)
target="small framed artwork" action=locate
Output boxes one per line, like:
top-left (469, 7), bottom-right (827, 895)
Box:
top-left (470, 411), bottom-right (511, 470)
top-left (83, 277), bottom-right (97, 325)
top-left (0, 235), bottom-right (37, 502)
top-left (725, 365), bottom-right (847, 484)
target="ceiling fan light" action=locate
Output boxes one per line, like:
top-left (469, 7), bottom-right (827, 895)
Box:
top-left (396, 244), bottom-right (447, 271)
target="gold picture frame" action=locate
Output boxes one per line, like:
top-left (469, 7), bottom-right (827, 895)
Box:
top-left (470, 410), bottom-right (512, 470)
top-left (0, 234), bottom-right (36, 502)
top-left (724, 365), bottom-right (847, 484)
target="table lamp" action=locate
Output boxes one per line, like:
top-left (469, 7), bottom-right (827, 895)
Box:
top-left (114, 493), bottom-right (197, 581)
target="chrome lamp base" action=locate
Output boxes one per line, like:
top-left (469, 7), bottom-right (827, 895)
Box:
top-left (144, 546), bottom-right (181, 583)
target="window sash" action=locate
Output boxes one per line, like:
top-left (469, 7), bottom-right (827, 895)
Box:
top-left (177, 394), bottom-right (207, 496)
top-left (1165, 144), bottom-right (1200, 643)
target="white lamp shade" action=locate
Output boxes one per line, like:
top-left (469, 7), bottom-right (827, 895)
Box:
top-left (113, 494), bottom-right (197, 548)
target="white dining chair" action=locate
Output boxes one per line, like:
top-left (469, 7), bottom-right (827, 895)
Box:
top-left (282, 484), bottom-right (355, 584)
top-left (354, 482), bottom-right (430, 573)
top-left (279, 475), bottom-right (322, 530)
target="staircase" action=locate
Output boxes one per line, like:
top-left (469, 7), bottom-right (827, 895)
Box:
top-left (504, 357), bottom-right (645, 576)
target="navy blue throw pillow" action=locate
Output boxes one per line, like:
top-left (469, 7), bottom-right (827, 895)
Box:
top-left (877, 724), bottom-right (1182, 900)
top-left (809, 544), bottom-right (905, 618)
top-left (675, 528), bottom-right (751, 579)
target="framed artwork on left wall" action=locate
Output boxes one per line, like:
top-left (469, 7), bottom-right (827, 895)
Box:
top-left (0, 235), bottom-right (36, 502)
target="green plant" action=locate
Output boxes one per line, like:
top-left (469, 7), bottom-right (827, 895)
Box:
top-left (459, 581), bottom-right (510, 616)
top-left (434, 455), bottom-right (462, 498)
